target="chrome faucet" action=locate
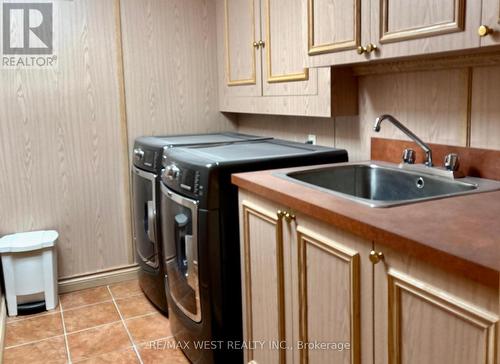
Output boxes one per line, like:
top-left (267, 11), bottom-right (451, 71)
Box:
top-left (373, 114), bottom-right (433, 167)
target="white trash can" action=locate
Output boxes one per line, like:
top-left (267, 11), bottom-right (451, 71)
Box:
top-left (0, 230), bottom-right (59, 316)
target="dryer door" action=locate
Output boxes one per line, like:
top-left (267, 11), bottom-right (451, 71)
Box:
top-left (132, 166), bottom-right (159, 269)
top-left (161, 184), bottom-right (201, 323)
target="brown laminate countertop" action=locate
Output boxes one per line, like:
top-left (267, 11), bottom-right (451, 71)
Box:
top-left (232, 163), bottom-right (500, 288)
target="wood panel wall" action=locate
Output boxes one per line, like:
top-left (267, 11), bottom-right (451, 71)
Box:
top-left (337, 68), bottom-right (469, 161)
top-left (0, 0), bottom-right (130, 278)
top-left (0, 0), bottom-right (233, 279)
top-left (120, 0), bottom-right (236, 151)
top-left (237, 114), bottom-right (335, 146)
top-left (238, 64), bottom-right (500, 163)
top-left (470, 65), bottom-right (500, 150)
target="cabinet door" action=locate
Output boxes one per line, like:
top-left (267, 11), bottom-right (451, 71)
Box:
top-left (292, 214), bottom-right (373, 364)
top-left (239, 195), bottom-right (292, 364)
top-left (369, 0), bottom-right (481, 61)
top-left (373, 244), bottom-right (499, 364)
top-left (261, 0), bottom-right (317, 96)
top-left (480, 0), bottom-right (500, 46)
top-left (220, 0), bottom-right (262, 97)
top-left (305, 0), bottom-right (371, 66)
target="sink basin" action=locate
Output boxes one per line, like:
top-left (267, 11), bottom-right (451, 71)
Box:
top-left (279, 161), bottom-right (500, 207)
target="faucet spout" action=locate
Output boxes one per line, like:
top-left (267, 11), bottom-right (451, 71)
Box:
top-left (373, 114), bottom-right (433, 167)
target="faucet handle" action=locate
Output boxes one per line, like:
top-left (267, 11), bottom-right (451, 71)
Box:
top-left (444, 153), bottom-right (460, 171)
top-left (402, 148), bottom-right (416, 164)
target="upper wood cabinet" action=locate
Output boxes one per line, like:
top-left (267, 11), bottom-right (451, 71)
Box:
top-left (305, 0), bottom-right (371, 66)
top-left (261, 0), bottom-right (316, 97)
top-left (217, 0), bottom-right (339, 117)
top-left (368, 0), bottom-right (481, 61)
top-left (223, 0), bottom-right (261, 97)
top-left (305, 0), bottom-right (498, 66)
top-left (480, 0), bottom-right (500, 47)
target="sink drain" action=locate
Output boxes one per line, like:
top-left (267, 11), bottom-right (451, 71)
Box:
top-left (416, 177), bottom-right (425, 189)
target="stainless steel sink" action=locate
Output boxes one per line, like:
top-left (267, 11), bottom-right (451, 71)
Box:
top-left (278, 161), bottom-right (500, 207)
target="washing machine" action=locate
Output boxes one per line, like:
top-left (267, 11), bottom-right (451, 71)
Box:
top-left (160, 139), bottom-right (348, 361)
top-left (132, 132), bottom-right (269, 313)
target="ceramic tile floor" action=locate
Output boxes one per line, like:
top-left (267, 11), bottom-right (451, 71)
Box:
top-left (3, 279), bottom-right (189, 363)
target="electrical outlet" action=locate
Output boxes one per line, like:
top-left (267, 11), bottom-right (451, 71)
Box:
top-left (307, 134), bottom-right (317, 145)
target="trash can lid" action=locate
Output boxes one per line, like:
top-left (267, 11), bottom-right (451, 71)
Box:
top-left (0, 230), bottom-right (58, 253)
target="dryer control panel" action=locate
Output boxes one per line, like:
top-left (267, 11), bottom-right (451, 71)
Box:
top-left (162, 163), bottom-right (203, 197)
top-left (133, 147), bottom-right (160, 172)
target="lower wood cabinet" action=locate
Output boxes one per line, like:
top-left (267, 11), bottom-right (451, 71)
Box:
top-left (293, 214), bottom-right (373, 364)
top-left (238, 190), bottom-right (499, 364)
top-left (373, 245), bottom-right (499, 364)
top-left (239, 196), bottom-right (287, 364)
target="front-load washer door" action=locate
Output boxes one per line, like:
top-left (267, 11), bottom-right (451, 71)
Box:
top-left (160, 184), bottom-right (201, 322)
top-left (132, 166), bottom-right (159, 269)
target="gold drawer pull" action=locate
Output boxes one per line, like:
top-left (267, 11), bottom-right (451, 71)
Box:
top-left (365, 43), bottom-right (377, 53)
top-left (478, 25), bottom-right (493, 37)
top-left (277, 210), bottom-right (295, 223)
top-left (369, 250), bottom-right (384, 264)
top-left (284, 212), bottom-right (295, 223)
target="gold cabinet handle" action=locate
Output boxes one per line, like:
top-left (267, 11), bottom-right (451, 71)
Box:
top-left (277, 210), bottom-right (295, 223)
top-left (357, 43), bottom-right (378, 55)
top-left (369, 250), bottom-right (384, 264)
top-left (357, 45), bottom-right (366, 55)
top-left (258, 40), bottom-right (265, 48)
top-left (253, 41), bottom-right (259, 49)
top-left (284, 212), bottom-right (295, 223)
top-left (365, 43), bottom-right (378, 53)
top-left (478, 25), bottom-right (493, 37)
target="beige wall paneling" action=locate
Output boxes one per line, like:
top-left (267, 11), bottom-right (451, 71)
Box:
top-left (335, 69), bottom-right (469, 161)
top-left (470, 65), bottom-right (500, 149)
top-left (369, 0), bottom-right (481, 61)
top-left (374, 243), bottom-right (499, 364)
top-left (238, 68), bottom-right (474, 162)
top-left (293, 214), bottom-right (373, 364)
top-left (261, 0), bottom-right (317, 97)
top-left (237, 113), bottom-right (335, 146)
top-left (0, 0), bottom-right (131, 277)
top-left (121, 0), bottom-right (236, 152)
top-left (305, 0), bottom-right (371, 67)
top-left (480, 0), bottom-right (500, 47)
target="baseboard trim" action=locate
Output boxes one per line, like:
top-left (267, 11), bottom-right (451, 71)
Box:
top-left (58, 264), bottom-right (140, 294)
top-left (0, 294), bottom-right (6, 362)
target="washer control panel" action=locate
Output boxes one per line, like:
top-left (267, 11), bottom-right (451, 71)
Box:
top-left (162, 163), bottom-right (203, 197)
top-left (164, 163), bottom-right (180, 181)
